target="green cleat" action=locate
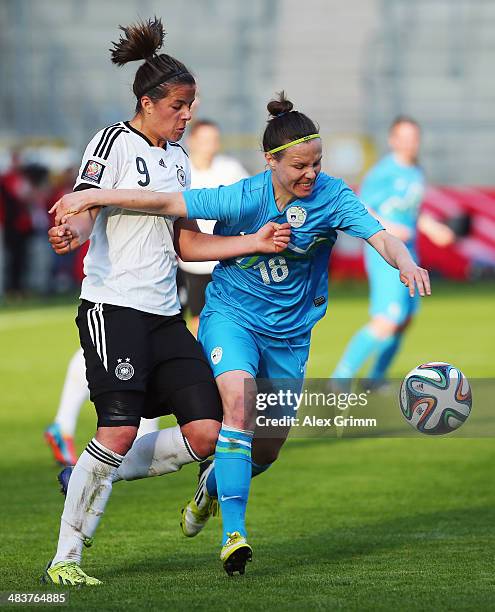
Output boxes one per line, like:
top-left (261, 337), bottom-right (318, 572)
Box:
top-left (220, 532), bottom-right (252, 576)
top-left (180, 460), bottom-right (218, 537)
top-left (41, 561), bottom-right (102, 586)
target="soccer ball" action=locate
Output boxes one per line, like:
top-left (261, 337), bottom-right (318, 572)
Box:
top-left (399, 362), bottom-right (472, 435)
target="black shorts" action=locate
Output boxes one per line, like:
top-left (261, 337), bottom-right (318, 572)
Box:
top-left (184, 272), bottom-right (211, 317)
top-left (76, 300), bottom-right (222, 425)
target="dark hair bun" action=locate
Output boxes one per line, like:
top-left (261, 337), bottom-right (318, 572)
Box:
top-left (110, 17), bottom-right (165, 66)
top-left (267, 91), bottom-right (294, 118)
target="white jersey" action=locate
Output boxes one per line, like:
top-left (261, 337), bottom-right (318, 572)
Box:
top-left (74, 121), bottom-right (190, 316)
top-left (179, 155), bottom-right (248, 275)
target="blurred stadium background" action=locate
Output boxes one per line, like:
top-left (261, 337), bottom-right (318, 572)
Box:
top-left (1, 0), bottom-right (495, 298)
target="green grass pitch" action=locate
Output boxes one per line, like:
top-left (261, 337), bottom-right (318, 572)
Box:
top-left (1, 281), bottom-right (494, 610)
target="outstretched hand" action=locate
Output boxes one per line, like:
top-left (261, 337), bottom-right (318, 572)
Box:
top-left (399, 262), bottom-right (431, 297)
top-left (255, 222), bottom-right (291, 253)
top-left (49, 189), bottom-right (100, 225)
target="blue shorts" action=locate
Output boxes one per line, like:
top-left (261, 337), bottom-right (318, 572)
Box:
top-left (365, 245), bottom-right (419, 325)
top-left (198, 310), bottom-right (311, 380)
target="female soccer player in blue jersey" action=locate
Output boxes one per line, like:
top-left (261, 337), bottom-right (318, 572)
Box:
top-left (51, 93), bottom-right (430, 575)
top-left (331, 117), bottom-right (453, 387)
top-left (44, 19), bottom-right (290, 586)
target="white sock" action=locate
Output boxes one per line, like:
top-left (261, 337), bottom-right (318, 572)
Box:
top-left (136, 417), bottom-right (160, 439)
top-left (195, 461), bottom-right (215, 511)
top-left (54, 348), bottom-right (89, 436)
top-left (115, 425), bottom-right (201, 482)
top-left (51, 439), bottom-right (123, 565)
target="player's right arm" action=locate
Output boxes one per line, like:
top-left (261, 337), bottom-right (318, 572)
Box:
top-left (50, 188), bottom-right (187, 225)
top-left (50, 180), bottom-right (245, 226)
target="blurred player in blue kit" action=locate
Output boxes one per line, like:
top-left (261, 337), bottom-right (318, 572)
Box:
top-left (332, 117), bottom-right (454, 386)
top-left (54, 93), bottom-right (432, 575)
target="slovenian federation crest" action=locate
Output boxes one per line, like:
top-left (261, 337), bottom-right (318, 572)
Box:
top-left (210, 347), bottom-right (223, 365)
top-left (286, 205), bottom-right (307, 228)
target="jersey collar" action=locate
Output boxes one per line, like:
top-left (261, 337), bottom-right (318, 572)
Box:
top-left (124, 121), bottom-right (167, 150)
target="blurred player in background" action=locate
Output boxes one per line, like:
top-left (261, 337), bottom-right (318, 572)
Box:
top-left (44, 18), bottom-right (288, 586)
top-left (331, 116), bottom-right (454, 387)
top-left (180, 120), bottom-right (248, 336)
top-left (53, 93), bottom-right (431, 576)
top-left (44, 349), bottom-right (87, 466)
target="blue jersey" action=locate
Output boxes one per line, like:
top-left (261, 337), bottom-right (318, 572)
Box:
top-left (184, 170), bottom-right (383, 338)
top-left (360, 153), bottom-right (424, 250)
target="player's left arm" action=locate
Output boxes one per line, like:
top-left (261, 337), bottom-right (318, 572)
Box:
top-left (48, 208), bottom-right (99, 255)
top-left (367, 230), bottom-right (431, 297)
top-left (174, 218), bottom-right (291, 261)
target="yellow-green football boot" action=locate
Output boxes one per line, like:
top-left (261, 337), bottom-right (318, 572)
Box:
top-left (41, 561), bottom-right (101, 586)
top-left (220, 532), bottom-right (253, 576)
top-left (181, 460), bottom-right (218, 537)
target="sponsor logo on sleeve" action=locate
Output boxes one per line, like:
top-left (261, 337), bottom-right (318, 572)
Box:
top-left (82, 160), bottom-right (105, 184)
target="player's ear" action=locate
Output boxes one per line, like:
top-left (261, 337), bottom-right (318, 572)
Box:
top-left (264, 152), bottom-right (276, 170)
top-left (140, 95), bottom-right (154, 115)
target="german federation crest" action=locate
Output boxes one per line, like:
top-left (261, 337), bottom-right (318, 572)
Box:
top-left (286, 206), bottom-right (307, 228)
top-left (176, 164), bottom-right (186, 187)
top-left (115, 358), bottom-right (134, 381)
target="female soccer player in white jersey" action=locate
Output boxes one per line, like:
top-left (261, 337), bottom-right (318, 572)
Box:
top-left (51, 93), bottom-right (431, 577)
top-left (43, 19), bottom-right (290, 586)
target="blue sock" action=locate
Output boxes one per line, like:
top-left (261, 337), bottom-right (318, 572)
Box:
top-left (206, 459), bottom-right (272, 497)
top-left (332, 325), bottom-right (387, 379)
top-left (368, 332), bottom-right (403, 380)
top-left (215, 424), bottom-right (253, 544)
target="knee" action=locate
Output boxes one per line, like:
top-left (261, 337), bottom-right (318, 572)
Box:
top-left (216, 372), bottom-right (257, 430)
top-left (96, 426), bottom-right (137, 456)
top-left (369, 318), bottom-right (399, 339)
top-left (182, 419), bottom-right (220, 459)
top-left (222, 390), bottom-right (253, 430)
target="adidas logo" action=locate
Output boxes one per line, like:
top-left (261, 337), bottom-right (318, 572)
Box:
top-left (159, 159), bottom-right (166, 168)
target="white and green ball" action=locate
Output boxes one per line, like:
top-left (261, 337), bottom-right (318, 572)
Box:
top-left (399, 362), bottom-right (472, 435)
